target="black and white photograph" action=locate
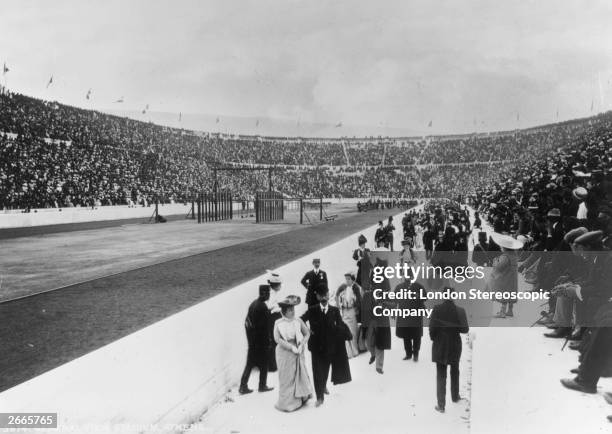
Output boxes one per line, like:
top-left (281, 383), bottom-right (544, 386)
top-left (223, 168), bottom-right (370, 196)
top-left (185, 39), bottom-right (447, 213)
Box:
top-left (1, 1), bottom-right (612, 433)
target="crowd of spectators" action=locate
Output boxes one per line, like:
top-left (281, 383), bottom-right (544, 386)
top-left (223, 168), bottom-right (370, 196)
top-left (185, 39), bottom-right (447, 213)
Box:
top-left (470, 112), bottom-right (612, 421)
top-left (1, 90), bottom-right (612, 210)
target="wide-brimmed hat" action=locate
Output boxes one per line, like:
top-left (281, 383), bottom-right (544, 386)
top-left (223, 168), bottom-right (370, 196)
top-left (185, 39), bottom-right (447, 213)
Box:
top-left (564, 227), bottom-right (588, 244)
top-left (344, 271), bottom-right (356, 280)
top-left (516, 235), bottom-right (528, 245)
top-left (278, 295), bottom-right (301, 307)
top-left (572, 187), bottom-right (588, 200)
top-left (493, 234), bottom-right (524, 250)
top-left (574, 230), bottom-right (604, 247)
top-left (546, 208), bottom-right (561, 218)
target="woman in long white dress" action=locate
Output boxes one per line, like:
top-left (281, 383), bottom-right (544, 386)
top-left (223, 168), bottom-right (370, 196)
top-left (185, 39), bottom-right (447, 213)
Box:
top-left (488, 235), bottom-right (523, 318)
top-left (335, 273), bottom-right (362, 358)
top-left (273, 295), bottom-right (313, 412)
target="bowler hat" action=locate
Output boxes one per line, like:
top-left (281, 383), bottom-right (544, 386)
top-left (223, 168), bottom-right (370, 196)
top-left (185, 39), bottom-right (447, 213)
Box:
top-left (314, 283), bottom-right (329, 296)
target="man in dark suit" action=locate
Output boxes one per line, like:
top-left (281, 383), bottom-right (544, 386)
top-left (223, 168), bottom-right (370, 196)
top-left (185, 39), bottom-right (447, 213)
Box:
top-left (301, 258), bottom-right (328, 306)
top-left (395, 274), bottom-right (426, 361)
top-left (472, 231), bottom-right (490, 266)
top-left (385, 216), bottom-right (395, 251)
top-left (301, 283), bottom-right (343, 407)
top-left (239, 285), bottom-right (274, 394)
top-left (375, 221), bottom-right (385, 247)
top-left (545, 208), bottom-right (564, 251)
top-left (429, 287), bottom-right (469, 413)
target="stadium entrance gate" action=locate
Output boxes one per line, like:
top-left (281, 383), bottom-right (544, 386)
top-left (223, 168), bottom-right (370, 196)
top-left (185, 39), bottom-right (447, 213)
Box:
top-left (196, 191), bottom-right (233, 222)
top-left (255, 192), bottom-right (331, 224)
top-left (255, 191), bottom-right (284, 223)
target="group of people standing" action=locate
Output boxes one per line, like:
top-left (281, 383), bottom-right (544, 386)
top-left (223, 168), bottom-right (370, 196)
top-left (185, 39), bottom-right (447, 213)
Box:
top-left (241, 259), bottom-right (354, 411)
top-left (240, 210), bottom-right (472, 414)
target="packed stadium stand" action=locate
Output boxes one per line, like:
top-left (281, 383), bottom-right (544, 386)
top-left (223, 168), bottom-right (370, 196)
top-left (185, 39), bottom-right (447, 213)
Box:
top-left (1, 90), bottom-right (611, 210)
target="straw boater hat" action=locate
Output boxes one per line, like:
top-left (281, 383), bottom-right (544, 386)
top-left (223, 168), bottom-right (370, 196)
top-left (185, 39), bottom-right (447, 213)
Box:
top-left (266, 270), bottom-right (282, 284)
top-left (572, 187), bottom-right (588, 201)
top-left (278, 295), bottom-right (301, 307)
top-left (492, 234), bottom-right (524, 250)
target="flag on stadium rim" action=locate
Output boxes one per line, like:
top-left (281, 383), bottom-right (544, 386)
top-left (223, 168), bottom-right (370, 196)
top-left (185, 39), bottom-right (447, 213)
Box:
top-left (335, 121), bottom-right (342, 127)
top-left (179, 112), bottom-right (182, 122)
top-left (216, 116), bottom-right (220, 123)
top-left (2, 62), bottom-right (8, 75)
top-left (115, 96), bottom-right (124, 103)
top-left (428, 120), bottom-right (432, 127)
top-left (86, 89), bottom-right (91, 100)
top-left (46, 75), bottom-right (53, 88)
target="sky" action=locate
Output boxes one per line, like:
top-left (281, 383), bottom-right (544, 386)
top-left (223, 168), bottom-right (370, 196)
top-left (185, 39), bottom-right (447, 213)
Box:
top-left (1, 0), bottom-right (612, 136)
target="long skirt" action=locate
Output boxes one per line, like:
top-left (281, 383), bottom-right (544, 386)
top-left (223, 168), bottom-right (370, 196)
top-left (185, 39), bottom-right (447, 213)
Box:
top-left (275, 342), bottom-right (312, 412)
top-left (341, 307), bottom-right (360, 358)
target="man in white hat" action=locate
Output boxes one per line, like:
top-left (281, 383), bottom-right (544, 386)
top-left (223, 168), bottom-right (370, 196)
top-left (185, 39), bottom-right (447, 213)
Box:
top-left (490, 234), bottom-right (523, 318)
top-left (572, 187), bottom-right (588, 220)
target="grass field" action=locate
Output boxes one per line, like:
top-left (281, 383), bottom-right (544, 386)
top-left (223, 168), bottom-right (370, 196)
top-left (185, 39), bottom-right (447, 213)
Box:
top-left (0, 207), bottom-right (399, 393)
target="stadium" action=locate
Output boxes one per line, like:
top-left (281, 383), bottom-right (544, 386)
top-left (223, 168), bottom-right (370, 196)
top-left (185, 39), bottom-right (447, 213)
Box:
top-left (1, 1), bottom-right (612, 433)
